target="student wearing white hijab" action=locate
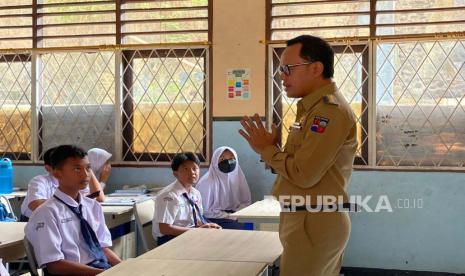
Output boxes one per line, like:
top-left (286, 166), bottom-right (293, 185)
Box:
top-left (196, 146), bottom-right (251, 229)
top-left (87, 148), bottom-right (112, 201)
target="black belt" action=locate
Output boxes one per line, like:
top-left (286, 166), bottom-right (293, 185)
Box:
top-left (283, 202), bottom-right (359, 212)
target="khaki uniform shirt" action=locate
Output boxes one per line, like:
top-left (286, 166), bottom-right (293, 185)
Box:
top-left (261, 82), bottom-right (357, 204)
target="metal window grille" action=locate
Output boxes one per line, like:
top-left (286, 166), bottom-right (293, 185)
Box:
top-left (269, 0), bottom-right (465, 169)
top-left (376, 39), bottom-right (465, 167)
top-left (0, 1), bottom-right (210, 165)
top-left (269, 42), bottom-right (370, 165)
top-left (0, 53), bottom-right (32, 161)
top-left (37, 51), bottom-right (116, 159)
top-left (121, 47), bottom-right (209, 164)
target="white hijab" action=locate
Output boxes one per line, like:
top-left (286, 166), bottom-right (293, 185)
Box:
top-left (87, 148), bottom-right (112, 179)
top-left (196, 146), bottom-right (251, 219)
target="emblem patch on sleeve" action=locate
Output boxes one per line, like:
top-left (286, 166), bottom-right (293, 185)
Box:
top-left (163, 196), bottom-right (173, 202)
top-left (310, 116), bottom-right (329, 133)
top-left (36, 222), bottom-right (45, 231)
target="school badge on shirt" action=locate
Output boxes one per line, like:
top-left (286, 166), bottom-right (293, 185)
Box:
top-left (311, 116), bottom-right (329, 133)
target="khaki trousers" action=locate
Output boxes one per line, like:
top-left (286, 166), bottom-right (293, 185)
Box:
top-left (279, 211), bottom-right (351, 276)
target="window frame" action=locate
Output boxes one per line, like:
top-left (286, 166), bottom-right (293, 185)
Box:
top-left (269, 43), bottom-right (370, 166)
top-left (0, 1), bottom-right (212, 165)
top-left (267, 0), bottom-right (465, 171)
top-left (0, 53), bottom-right (32, 161)
top-left (121, 47), bottom-right (210, 164)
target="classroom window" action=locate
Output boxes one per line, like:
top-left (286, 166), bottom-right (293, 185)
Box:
top-left (376, 40), bottom-right (465, 167)
top-left (0, 54), bottom-right (32, 161)
top-left (0, 1), bottom-right (210, 165)
top-left (37, 51), bottom-right (116, 159)
top-left (121, 48), bottom-right (209, 163)
top-left (269, 0), bottom-right (465, 169)
top-left (270, 44), bottom-right (369, 165)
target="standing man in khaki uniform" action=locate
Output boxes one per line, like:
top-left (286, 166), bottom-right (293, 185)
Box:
top-left (239, 35), bottom-right (357, 276)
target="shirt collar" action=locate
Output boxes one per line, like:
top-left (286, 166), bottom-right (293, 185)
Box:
top-left (173, 180), bottom-right (194, 197)
top-left (298, 81), bottom-right (337, 112)
top-left (54, 188), bottom-right (81, 207)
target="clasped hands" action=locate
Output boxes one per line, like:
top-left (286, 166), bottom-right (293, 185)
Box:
top-left (239, 113), bottom-right (278, 154)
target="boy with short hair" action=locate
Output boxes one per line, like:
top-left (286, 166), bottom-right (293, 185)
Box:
top-left (152, 152), bottom-right (221, 245)
top-left (21, 146), bottom-right (105, 222)
top-left (25, 145), bottom-right (121, 276)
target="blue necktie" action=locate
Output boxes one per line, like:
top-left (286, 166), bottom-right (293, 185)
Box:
top-left (182, 192), bottom-right (208, 226)
top-left (53, 195), bottom-right (110, 269)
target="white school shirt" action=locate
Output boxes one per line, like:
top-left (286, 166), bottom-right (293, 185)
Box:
top-left (21, 173), bottom-right (90, 218)
top-left (152, 180), bottom-right (204, 238)
top-left (0, 259), bottom-right (9, 276)
top-left (24, 189), bottom-right (112, 268)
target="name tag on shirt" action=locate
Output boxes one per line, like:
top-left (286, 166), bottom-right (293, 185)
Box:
top-left (290, 122), bottom-right (302, 131)
top-left (60, 217), bottom-right (73, 223)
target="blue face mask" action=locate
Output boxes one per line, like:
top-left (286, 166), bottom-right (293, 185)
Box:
top-left (218, 159), bottom-right (236, 173)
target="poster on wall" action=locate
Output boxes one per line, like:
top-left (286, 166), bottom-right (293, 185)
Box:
top-left (226, 68), bottom-right (251, 100)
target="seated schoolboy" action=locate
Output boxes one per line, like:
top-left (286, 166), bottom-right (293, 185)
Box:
top-left (20, 147), bottom-right (59, 222)
top-left (152, 152), bottom-right (221, 246)
top-left (25, 145), bottom-right (121, 276)
top-left (20, 147), bottom-right (105, 221)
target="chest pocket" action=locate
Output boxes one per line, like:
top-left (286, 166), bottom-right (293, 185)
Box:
top-left (285, 128), bottom-right (304, 153)
top-left (286, 110), bottom-right (315, 153)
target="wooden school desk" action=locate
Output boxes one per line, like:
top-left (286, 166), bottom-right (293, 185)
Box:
top-left (99, 258), bottom-right (268, 276)
top-left (0, 222), bottom-right (26, 262)
top-left (230, 199), bottom-right (281, 231)
top-left (102, 205), bottom-right (134, 228)
top-left (140, 228), bottom-right (282, 266)
top-left (2, 191), bottom-right (27, 218)
top-left (2, 191), bottom-right (27, 201)
top-left (102, 205), bottom-right (137, 259)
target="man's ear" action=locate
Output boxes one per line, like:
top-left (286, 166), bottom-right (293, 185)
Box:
top-left (173, 171), bottom-right (178, 178)
top-left (311, 61), bottom-right (325, 77)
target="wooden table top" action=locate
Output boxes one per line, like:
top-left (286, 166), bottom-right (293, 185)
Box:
top-left (99, 258), bottom-right (267, 276)
top-left (140, 228), bottom-right (282, 265)
top-left (230, 199), bottom-right (281, 220)
top-left (0, 222), bottom-right (26, 249)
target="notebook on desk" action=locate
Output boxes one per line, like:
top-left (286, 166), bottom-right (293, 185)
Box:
top-left (101, 195), bottom-right (152, 206)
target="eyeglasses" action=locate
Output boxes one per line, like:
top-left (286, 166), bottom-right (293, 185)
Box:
top-left (278, 62), bottom-right (313, 76)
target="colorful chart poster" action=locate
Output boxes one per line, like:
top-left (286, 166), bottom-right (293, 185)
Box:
top-left (226, 68), bottom-right (251, 100)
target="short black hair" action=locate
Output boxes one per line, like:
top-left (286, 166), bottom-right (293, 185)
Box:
top-left (50, 145), bottom-right (87, 169)
top-left (171, 152), bottom-right (200, 171)
top-left (287, 35), bottom-right (334, 79)
top-left (43, 147), bottom-right (57, 166)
